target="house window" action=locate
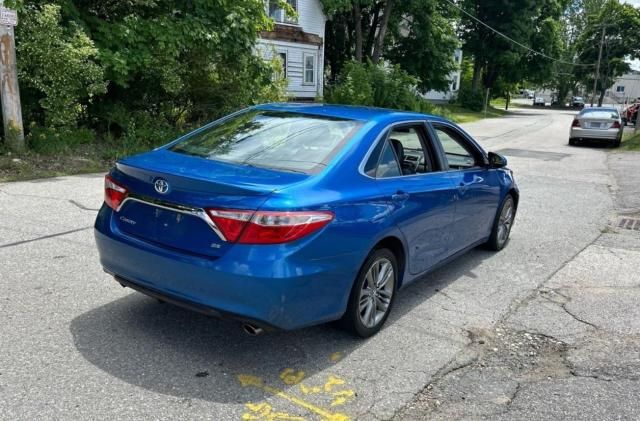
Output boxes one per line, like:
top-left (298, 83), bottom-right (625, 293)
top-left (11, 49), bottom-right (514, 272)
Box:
top-left (616, 86), bottom-right (625, 93)
top-left (278, 52), bottom-right (287, 79)
top-left (268, 0), bottom-right (298, 24)
top-left (304, 54), bottom-right (315, 85)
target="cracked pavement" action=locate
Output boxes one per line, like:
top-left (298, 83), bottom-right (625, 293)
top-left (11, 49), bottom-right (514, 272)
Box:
top-left (397, 149), bottom-right (640, 420)
top-left (1, 108), bottom-right (637, 420)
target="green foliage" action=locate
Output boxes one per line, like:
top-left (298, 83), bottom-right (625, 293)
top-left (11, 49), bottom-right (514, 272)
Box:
top-left (386, 0), bottom-right (459, 92)
top-left (574, 0), bottom-right (640, 105)
top-left (458, 0), bottom-right (567, 91)
top-left (16, 4), bottom-right (106, 127)
top-left (12, 0), bottom-right (286, 156)
top-left (324, 60), bottom-right (455, 121)
top-left (27, 125), bottom-right (95, 155)
top-left (325, 61), bottom-right (421, 111)
top-left (322, 0), bottom-right (458, 92)
top-left (456, 58), bottom-right (484, 111)
top-left (457, 89), bottom-right (485, 112)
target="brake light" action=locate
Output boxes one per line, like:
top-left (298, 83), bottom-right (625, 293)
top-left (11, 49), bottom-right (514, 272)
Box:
top-left (206, 209), bottom-right (334, 244)
top-left (104, 175), bottom-right (128, 211)
top-left (611, 121), bottom-right (621, 129)
top-left (572, 119), bottom-right (581, 127)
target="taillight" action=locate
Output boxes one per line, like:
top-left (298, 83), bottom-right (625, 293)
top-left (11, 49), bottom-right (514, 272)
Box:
top-left (572, 119), bottom-right (581, 127)
top-left (611, 121), bottom-right (621, 129)
top-left (104, 174), bottom-right (128, 211)
top-left (206, 209), bottom-right (334, 244)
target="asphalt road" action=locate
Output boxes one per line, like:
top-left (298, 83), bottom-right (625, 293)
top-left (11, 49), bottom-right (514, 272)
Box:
top-left (0, 107), bottom-right (627, 420)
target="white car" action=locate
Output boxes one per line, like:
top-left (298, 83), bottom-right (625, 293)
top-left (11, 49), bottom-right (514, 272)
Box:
top-left (533, 97), bottom-right (545, 106)
top-left (569, 107), bottom-right (623, 147)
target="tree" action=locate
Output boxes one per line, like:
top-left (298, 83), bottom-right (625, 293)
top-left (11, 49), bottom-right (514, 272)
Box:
top-left (16, 4), bottom-right (106, 128)
top-left (574, 0), bottom-right (640, 106)
top-left (322, 0), bottom-right (458, 92)
top-left (11, 0), bottom-right (286, 151)
top-left (458, 0), bottom-right (567, 93)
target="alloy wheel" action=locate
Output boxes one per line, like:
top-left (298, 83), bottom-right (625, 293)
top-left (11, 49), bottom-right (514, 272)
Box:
top-left (497, 197), bottom-right (515, 247)
top-left (358, 258), bottom-right (395, 328)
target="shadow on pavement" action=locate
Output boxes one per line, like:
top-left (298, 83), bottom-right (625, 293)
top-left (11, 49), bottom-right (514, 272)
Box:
top-left (69, 247), bottom-right (492, 405)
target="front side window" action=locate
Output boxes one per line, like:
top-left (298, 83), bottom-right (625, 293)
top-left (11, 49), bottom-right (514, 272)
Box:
top-left (268, 0), bottom-right (298, 24)
top-left (304, 54), bottom-right (316, 84)
top-left (433, 126), bottom-right (480, 169)
top-left (170, 111), bottom-right (361, 174)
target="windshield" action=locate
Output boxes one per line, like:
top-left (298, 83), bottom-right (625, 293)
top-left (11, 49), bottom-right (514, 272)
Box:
top-left (170, 110), bottom-right (362, 174)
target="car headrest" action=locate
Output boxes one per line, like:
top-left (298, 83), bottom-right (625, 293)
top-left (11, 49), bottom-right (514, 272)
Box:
top-left (389, 138), bottom-right (404, 161)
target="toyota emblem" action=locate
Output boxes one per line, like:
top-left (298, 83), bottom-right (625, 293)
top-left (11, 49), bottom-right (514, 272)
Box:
top-left (154, 178), bottom-right (170, 194)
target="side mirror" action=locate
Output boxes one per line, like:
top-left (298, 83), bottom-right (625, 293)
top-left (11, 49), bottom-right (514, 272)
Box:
top-left (488, 152), bottom-right (507, 168)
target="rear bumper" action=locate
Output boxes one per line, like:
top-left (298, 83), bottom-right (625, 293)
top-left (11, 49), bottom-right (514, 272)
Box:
top-left (94, 206), bottom-right (361, 330)
top-left (570, 127), bottom-right (620, 140)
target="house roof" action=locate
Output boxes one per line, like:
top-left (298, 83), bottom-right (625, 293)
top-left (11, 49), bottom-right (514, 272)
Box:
top-left (255, 102), bottom-right (448, 123)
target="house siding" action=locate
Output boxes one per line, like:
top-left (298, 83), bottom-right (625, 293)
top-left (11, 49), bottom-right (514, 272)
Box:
top-left (258, 0), bottom-right (326, 100)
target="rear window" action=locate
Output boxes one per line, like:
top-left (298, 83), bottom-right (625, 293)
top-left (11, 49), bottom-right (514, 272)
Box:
top-left (581, 109), bottom-right (618, 119)
top-left (170, 111), bottom-right (362, 174)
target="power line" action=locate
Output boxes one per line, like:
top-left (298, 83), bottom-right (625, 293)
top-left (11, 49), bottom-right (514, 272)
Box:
top-left (443, 0), bottom-right (597, 68)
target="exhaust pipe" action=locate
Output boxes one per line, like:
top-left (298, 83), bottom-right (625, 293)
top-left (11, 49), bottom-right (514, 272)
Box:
top-left (242, 323), bottom-right (264, 336)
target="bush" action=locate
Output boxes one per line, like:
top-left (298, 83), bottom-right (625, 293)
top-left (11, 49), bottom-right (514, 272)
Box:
top-left (457, 89), bottom-right (485, 112)
top-left (17, 4), bottom-right (106, 128)
top-left (27, 125), bottom-right (95, 155)
top-left (325, 61), bottom-right (421, 111)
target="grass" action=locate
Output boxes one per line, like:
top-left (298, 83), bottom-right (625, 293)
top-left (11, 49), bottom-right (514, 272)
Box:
top-left (441, 104), bottom-right (510, 124)
top-left (621, 130), bottom-right (640, 151)
top-left (0, 144), bottom-right (111, 182)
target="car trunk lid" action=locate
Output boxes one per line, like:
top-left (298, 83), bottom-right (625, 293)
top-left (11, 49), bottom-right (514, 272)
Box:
top-left (111, 149), bottom-right (308, 258)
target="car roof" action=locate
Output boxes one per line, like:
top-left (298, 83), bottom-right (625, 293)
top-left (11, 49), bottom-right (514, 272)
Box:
top-left (254, 102), bottom-right (449, 124)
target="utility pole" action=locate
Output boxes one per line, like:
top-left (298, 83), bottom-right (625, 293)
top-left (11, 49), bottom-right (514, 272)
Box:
top-left (0, 6), bottom-right (24, 152)
top-left (590, 25), bottom-right (605, 108)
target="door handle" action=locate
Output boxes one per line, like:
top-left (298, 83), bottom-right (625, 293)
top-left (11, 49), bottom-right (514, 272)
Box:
top-left (392, 191), bottom-right (410, 202)
top-left (458, 175), bottom-right (484, 190)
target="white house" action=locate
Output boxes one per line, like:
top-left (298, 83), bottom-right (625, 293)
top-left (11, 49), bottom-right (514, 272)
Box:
top-left (422, 49), bottom-right (463, 103)
top-left (257, 0), bottom-right (327, 100)
top-left (606, 72), bottom-right (640, 104)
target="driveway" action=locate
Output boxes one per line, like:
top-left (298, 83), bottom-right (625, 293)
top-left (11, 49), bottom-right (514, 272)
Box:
top-left (0, 107), bottom-right (630, 420)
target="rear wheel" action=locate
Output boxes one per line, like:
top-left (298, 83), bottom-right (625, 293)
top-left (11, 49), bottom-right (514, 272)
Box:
top-left (613, 137), bottom-right (621, 148)
top-left (485, 194), bottom-right (516, 251)
top-left (340, 248), bottom-right (397, 338)
top-left (569, 138), bottom-right (577, 146)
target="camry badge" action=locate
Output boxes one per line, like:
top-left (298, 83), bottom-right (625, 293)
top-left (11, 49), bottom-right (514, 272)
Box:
top-left (154, 178), bottom-right (170, 194)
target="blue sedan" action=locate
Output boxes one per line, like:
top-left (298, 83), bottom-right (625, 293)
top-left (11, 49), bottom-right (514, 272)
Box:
top-left (95, 103), bottom-right (518, 337)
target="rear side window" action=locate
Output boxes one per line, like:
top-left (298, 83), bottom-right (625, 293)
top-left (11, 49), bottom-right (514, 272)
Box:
top-left (376, 140), bottom-right (402, 178)
top-left (170, 111), bottom-right (362, 174)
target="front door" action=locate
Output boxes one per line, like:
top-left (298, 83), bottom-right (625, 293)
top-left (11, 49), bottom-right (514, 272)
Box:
top-left (366, 123), bottom-right (458, 274)
top-left (430, 123), bottom-right (501, 252)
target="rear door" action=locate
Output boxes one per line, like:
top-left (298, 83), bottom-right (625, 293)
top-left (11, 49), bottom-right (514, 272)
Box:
top-left (430, 122), bottom-right (501, 252)
top-left (366, 122), bottom-right (458, 275)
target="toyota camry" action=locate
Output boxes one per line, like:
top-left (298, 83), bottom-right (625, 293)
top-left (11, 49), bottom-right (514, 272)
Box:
top-left (95, 103), bottom-right (518, 338)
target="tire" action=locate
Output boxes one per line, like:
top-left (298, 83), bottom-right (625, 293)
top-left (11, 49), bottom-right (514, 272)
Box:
top-left (485, 194), bottom-right (516, 251)
top-left (339, 248), bottom-right (398, 338)
top-left (568, 138), bottom-right (576, 146)
top-left (613, 137), bottom-right (621, 148)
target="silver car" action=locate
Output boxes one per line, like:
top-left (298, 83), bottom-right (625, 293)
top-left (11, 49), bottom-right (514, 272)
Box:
top-left (569, 107), bottom-right (623, 147)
